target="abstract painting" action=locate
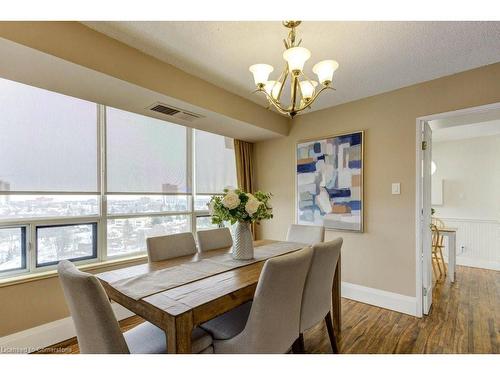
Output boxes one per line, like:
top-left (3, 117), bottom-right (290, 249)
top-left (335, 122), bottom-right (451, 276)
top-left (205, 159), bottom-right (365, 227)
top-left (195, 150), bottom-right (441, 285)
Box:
top-left (296, 131), bottom-right (364, 232)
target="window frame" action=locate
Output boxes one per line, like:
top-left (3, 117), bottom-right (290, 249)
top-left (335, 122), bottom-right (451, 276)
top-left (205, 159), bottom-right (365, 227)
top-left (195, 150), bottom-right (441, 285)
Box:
top-left (0, 89), bottom-right (236, 279)
top-left (35, 222), bottom-right (98, 267)
top-left (0, 225), bottom-right (27, 274)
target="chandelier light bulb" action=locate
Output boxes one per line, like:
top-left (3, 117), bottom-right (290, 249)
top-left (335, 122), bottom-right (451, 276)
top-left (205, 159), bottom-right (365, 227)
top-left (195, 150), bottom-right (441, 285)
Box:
top-left (299, 80), bottom-right (318, 100)
top-left (264, 80), bottom-right (282, 100)
top-left (312, 60), bottom-right (339, 85)
top-left (249, 64), bottom-right (274, 87)
top-left (283, 47), bottom-right (311, 74)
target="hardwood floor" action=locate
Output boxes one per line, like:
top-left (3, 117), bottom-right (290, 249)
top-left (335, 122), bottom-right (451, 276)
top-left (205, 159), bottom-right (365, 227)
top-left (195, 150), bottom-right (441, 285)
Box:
top-left (37, 265), bottom-right (499, 354)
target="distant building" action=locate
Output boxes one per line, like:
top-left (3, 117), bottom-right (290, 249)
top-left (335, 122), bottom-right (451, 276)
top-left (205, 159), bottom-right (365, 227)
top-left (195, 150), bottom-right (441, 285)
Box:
top-left (162, 183), bottom-right (179, 207)
top-left (0, 180), bottom-right (10, 203)
top-left (162, 183), bottom-right (178, 193)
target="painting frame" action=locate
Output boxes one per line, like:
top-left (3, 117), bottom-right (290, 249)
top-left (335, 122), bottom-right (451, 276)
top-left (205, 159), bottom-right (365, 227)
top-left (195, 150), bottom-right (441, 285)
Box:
top-left (295, 130), bottom-right (364, 233)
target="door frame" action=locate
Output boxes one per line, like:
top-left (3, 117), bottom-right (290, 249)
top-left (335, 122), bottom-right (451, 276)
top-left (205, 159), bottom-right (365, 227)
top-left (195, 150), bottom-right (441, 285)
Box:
top-left (415, 101), bottom-right (500, 317)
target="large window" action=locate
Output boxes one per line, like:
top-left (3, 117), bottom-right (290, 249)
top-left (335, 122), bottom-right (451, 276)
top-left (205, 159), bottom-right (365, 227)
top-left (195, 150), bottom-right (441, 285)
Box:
top-left (107, 215), bottom-right (190, 257)
top-left (0, 195), bottom-right (99, 220)
top-left (0, 78), bottom-right (237, 277)
top-left (106, 108), bottom-right (188, 194)
top-left (195, 129), bottom-right (237, 194)
top-left (0, 77), bottom-right (98, 193)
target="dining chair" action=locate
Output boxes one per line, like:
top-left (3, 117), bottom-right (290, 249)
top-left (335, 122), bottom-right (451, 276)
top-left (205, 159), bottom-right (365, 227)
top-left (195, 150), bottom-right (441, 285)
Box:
top-left (293, 238), bottom-right (343, 354)
top-left (431, 224), bottom-right (447, 280)
top-left (200, 246), bottom-right (313, 353)
top-left (146, 232), bottom-right (197, 262)
top-left (197, 227), bottom-right (233, 252)
top-left (57, 260), bottom-right (213, 354)
top-left (286, 224), bottom-right (325, 245)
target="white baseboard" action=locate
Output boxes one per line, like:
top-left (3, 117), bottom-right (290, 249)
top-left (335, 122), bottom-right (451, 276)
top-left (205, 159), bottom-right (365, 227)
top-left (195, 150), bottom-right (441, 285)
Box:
top-left (0, 303), bottom-right (134, 354)
top-left (341, 282), bottom-right (418, 316)
top-left (456, 257), bottom-right (500, 271)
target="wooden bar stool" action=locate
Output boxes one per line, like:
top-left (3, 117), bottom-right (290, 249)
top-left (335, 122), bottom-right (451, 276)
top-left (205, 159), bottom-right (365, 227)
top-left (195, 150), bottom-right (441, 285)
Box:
top-left (431, 224), bottom-right (447, 281)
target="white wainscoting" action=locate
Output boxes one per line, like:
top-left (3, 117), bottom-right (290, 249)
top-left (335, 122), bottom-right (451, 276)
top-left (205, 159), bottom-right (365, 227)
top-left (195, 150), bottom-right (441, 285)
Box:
top-left (0, 303), bottom-right (134, 354)
top-left (440, 217), bottom-right (500, 271)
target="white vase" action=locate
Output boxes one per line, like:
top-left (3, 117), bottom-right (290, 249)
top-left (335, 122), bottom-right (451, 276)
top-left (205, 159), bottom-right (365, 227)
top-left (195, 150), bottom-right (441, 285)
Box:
top-left (232, 221), bottom-right (254, 260)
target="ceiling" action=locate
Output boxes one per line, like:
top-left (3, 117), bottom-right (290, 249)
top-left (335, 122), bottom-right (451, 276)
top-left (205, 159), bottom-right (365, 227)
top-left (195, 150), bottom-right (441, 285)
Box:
top-left (82, 21), bottom-right (500, 114)
top-left (432, 120), bottom-right (500, 142)
top-left (430, 108), bottom-right (500, 142)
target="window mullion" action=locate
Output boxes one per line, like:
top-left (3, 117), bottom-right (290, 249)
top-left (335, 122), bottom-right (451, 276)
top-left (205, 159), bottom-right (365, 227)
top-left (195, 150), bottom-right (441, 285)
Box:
top-left (28, 223), bottom-right (36, 274)
top-left (99, 104), bottom-right (107, 261)
top-left (189, 128), bottom-right (196, 234)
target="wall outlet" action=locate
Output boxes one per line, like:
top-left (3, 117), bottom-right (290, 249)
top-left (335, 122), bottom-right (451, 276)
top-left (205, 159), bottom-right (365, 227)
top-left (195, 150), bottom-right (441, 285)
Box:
top-left (392, 183), bottom-right (401, 195)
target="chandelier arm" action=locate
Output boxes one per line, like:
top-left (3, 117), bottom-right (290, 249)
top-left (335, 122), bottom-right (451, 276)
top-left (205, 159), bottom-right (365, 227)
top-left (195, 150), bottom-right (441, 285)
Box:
top-left (290, 74), bottom-right (299, 112)
top-left (294, 86), bottom-right (335, 114)
top-left (257, 89), bottom-right (290, 115)
top-left (275, 65), bottom-right (289, 102)
top-left (296, 70), bottom-right (311, 100)
top-left (269, 100), bottom-right (292, 116)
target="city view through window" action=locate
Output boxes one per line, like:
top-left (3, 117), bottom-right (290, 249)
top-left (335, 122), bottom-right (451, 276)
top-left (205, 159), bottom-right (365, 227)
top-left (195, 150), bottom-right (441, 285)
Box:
top-left (0, 77), bottom-right (237, 275)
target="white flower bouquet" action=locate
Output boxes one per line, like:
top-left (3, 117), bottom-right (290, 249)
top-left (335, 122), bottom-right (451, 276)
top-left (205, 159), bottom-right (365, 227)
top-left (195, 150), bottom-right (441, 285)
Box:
top-left (208, 189), bottom-right (273, 225)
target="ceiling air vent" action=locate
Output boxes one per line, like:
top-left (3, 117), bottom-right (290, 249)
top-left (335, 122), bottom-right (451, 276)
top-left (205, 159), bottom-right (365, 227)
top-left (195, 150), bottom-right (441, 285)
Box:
top-left (148, 103), bottom-right (204, 122)
top-left (150, 104), bottom-right (180, 116)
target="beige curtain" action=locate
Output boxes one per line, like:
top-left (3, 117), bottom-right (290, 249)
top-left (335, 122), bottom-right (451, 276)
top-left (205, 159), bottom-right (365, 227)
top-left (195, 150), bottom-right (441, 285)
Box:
top-left (234, 139), bottom-right (256, 238)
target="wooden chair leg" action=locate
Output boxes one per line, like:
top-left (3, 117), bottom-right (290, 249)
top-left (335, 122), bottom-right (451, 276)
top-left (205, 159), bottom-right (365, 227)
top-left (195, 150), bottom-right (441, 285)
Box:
top-left (431, 256), bottom-right (438, 280)
top-left (438, 247), bottom-right (447, 275)
top-left (434, 252), bottom-right (443, 278)
top-left (324, 312), bottom-right (339, 354)
top-left (292, 334), bottom-right (305, 354)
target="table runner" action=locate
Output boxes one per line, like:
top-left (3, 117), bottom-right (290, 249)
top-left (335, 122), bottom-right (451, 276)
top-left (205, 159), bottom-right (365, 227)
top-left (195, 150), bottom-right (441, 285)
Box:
top-left (109, 241), bottom-right (306, 300)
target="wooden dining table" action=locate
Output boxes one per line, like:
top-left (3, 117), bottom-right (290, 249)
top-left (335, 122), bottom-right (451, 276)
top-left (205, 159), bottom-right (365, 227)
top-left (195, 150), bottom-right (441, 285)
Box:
top-left (96, 239), bottom-right (342, 354)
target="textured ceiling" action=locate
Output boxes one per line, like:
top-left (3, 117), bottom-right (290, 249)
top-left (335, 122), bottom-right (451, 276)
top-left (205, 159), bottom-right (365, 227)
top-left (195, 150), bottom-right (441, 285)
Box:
top-left (82, 21), bottom-right (500, 114)
top-left (430, 107), bottom-right (500, 142)
top-left (432, 119), bottom-right (500, 142)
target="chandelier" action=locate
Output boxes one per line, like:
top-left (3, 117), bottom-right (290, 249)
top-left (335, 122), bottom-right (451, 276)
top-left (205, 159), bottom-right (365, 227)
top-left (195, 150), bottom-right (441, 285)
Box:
top-left (249, 21), bottom-right (339, 118)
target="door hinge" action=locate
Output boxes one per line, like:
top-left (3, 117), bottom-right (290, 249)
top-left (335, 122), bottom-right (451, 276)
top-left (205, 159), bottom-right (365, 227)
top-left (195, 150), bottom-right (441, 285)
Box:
top-left (423, 287), bottom-right (428, 296)
top-left (421, 141), bottom-right (427, 150)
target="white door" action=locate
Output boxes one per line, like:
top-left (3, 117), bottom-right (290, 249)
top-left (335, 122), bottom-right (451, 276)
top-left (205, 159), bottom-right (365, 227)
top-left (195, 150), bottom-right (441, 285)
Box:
top-left (422, 121), bottom-right (433, 314)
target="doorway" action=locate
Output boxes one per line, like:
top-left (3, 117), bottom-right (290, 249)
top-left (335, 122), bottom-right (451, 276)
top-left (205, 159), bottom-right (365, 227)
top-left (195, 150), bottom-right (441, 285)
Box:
top-left (415, 102), bottom-right (500, 316)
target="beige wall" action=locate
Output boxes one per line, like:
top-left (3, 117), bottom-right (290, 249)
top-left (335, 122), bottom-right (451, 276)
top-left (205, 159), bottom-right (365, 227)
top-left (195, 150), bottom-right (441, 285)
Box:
top-left (255, 62), bottom-right (500, 297)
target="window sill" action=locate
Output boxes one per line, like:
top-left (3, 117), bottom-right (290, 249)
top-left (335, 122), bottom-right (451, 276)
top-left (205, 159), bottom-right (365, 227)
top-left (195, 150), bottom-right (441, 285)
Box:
top-left (0, 254), bottom-right (148, 288)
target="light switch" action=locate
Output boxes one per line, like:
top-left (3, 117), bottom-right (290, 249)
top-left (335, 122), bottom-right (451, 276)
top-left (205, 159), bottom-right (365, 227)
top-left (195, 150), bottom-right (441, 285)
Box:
top-left (392, 183), bottom-right (401, 195)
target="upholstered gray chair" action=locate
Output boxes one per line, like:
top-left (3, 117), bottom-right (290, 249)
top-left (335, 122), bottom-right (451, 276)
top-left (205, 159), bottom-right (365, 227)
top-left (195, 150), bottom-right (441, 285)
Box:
top-left (294, 238), bottom-right (343, 354)
top-left (197, 227), bottom-right (233, 252)
top-left (57, 260), bottom-right (213, 354)
top-left (286, 224), bottom-right (325, 245)
top-left (146, 232), bottom-right (197, 262)
top-left (200, 246), bottom-right (313, 353)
